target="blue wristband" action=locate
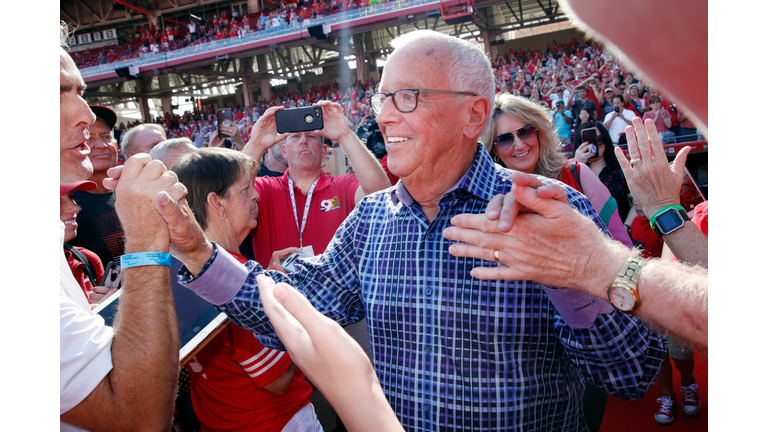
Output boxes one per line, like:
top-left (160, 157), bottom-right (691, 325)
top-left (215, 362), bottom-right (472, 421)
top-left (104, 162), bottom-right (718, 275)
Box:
top-left (120, 252), bottom-right (173, 269)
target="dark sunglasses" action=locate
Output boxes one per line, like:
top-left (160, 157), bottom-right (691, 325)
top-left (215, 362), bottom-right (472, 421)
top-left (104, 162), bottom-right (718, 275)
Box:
top-left (493, 125), bottom-right (538, 151)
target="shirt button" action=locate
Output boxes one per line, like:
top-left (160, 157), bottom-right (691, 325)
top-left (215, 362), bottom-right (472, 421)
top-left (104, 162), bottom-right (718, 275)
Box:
top-left (427, 232), bottom-right (435, 240)
top-left (425, 288), bottom-right (433, 296)
top-left (424, 345), bottom-right (431, 353)
top-left (423, 403), bottom-right (430, 411)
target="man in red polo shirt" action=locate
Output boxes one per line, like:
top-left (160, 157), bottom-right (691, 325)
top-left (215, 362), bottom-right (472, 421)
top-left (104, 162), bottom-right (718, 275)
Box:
top-left (242, 100), bottom-right (390, 430)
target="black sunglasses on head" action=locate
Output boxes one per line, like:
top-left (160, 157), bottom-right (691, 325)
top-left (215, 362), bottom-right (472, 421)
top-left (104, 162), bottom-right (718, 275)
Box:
top-left (493, 125), bottom-right (538, 151)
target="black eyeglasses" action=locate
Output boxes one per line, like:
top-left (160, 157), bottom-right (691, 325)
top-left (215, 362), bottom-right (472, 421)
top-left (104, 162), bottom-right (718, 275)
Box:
top-left (493, 125), bottom-right (538, 151)
top-left (369, 88), bottom-right (477, 114)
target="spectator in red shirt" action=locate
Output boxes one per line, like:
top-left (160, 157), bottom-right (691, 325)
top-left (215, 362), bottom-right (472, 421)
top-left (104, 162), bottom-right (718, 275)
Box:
top-left (642, 95), bottom-right (675, 143)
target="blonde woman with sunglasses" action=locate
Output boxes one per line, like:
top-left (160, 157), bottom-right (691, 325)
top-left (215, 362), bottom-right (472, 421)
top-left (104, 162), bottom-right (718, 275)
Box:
top-left (480, 93), bottom-right (632, 249)
top-left (480, 92), bottom-right (633, 432)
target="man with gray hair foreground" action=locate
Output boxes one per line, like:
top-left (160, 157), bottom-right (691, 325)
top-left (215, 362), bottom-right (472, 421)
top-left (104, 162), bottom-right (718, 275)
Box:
top-left (60, 21), bottom-right (185, 431)
top-left (152, 29), bottom-right (664, 431)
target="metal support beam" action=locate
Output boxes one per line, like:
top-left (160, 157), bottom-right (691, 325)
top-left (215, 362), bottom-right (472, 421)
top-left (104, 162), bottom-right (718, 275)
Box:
top-left (505, 2), bottom-right (520, 22)
top-left (75, 0), bottom-right (102, 23)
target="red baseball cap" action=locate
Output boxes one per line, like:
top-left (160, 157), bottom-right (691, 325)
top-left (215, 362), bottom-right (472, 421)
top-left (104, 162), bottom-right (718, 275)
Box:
top-left (60, 181), bottom-right (97, 196)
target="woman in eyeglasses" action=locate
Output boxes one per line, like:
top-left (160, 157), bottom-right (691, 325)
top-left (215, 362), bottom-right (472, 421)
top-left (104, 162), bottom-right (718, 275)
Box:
top-left (480, 93), bottom-right (632, 249)
top-left (573, 121), bottom-right (632, 222)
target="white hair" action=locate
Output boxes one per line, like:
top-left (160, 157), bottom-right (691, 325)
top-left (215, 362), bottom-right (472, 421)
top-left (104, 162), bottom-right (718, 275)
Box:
top-left (149, 138), bottom-right (196, 168)
top-left (121, 123), bottom-right (167, 155)
top-left (390, 30), bottom-right (495, 122)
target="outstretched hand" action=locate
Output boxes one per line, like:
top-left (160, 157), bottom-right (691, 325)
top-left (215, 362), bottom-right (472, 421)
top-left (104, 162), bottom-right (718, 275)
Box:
top-left (242, 106), bottom-right (289, 160)
top-left (266, 247), bottom-right (301, 273)
top-left (105, 154), bottom-right (186, 252)
top-left (154, 192), bottom-right (213, 276)
top-left (445, 173), bottom-right (625, 292)
top-left (313, 100), bottom-right (353, 142)
top-left (484, 172), bottom-right (568, 232)
top-left (256, 275), bottom-right (403, 432)
top-left (616, 117), bottom-right (690, 216)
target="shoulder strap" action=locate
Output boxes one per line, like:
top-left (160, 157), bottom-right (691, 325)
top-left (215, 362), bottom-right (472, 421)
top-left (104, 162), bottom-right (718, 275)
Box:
top-left (570, 160), bottom-right (583, 191)
top-left (64, 243), bottom-right (97, 286)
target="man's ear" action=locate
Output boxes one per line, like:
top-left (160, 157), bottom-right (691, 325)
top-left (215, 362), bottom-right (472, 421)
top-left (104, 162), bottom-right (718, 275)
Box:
top-left (463, 96), bottom-right (492, 139)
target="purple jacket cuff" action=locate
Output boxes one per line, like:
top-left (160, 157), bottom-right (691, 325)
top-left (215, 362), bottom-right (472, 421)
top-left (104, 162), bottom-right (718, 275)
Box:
top-left (542, 286), bottom-right (614, 329)
top-left (182, 245), bottom-right (248, 305)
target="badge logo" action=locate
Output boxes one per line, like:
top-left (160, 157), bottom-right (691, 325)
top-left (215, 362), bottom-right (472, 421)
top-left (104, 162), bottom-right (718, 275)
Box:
top-left (320, 197), bottom-right (341, 212)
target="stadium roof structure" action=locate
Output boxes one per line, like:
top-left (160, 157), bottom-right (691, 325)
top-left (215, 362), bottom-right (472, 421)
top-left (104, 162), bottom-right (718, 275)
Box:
top-left (63, 0), bottom-right (576, 118)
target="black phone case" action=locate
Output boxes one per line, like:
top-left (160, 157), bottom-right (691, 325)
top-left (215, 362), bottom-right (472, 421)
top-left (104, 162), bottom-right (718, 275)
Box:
top-left (275, 107), bottom-right (324, 134)
top-left (217, 109), bottom-right (233, 138)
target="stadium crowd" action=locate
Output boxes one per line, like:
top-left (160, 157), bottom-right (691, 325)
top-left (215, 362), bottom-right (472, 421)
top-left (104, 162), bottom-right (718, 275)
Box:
top-left (59, 0), bottom-right (708, 429)
top-left (71, 0), bottom-right (389, 69)
top-left (106, 36), bottom-right (700, 165)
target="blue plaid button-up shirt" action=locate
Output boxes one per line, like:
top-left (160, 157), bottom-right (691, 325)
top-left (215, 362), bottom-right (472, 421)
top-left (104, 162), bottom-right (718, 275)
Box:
top-left (181, 144), bottom-right (665, 431)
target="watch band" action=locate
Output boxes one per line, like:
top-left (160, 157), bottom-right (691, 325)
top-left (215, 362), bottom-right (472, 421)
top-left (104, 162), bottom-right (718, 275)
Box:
top-left (650, 204), bottom-right (689, 236)
top-left (608, 255), bottom-right (646, 313)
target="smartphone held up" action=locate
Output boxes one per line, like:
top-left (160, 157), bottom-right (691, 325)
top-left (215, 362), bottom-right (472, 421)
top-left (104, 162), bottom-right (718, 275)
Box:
top-left (580, 127), bottom-right (599, 159)
top-left (275, 106), bottom-right (324, 134)
top-left (217, 108), bottom-right (233, 138)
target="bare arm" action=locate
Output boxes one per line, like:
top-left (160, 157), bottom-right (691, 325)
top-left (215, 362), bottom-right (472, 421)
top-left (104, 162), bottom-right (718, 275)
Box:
top-left (242, 106), bottom-right (289, 170)
top-left (62, 156), bottom-right (183, 431)
top-left (442, 173), bottom-right (708, 353)
top-left (615, 117), bottom-right (707, 267)
top-left (257, 275), bottom-right (404, 432)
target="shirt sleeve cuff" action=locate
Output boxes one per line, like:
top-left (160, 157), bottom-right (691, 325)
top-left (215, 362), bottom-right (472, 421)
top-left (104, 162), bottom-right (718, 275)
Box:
top-left (542, 285), bottom-right (614, 329)
top-left (178, 243), bottom-right (247, 305)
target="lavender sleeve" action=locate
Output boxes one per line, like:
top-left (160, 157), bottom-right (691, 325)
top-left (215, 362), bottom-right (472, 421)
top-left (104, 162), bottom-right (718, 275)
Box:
top-left (178, 243), bottom-right (248, 305)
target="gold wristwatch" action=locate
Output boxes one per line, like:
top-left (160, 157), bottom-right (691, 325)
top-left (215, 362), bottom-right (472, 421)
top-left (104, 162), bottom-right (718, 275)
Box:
top-left (607, 256), bottom-right (646, 314)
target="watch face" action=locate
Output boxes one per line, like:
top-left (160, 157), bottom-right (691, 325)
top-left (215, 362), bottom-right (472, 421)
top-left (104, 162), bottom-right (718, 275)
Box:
top-left (609, 286), bottom-right (636, 311)
top-left (655, 209), bottom-right (684, 234)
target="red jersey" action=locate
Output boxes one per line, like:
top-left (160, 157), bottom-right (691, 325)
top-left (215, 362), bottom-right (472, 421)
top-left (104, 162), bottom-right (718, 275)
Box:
top-left (252, 170), bottom-right (360, 266)
top-left (630, 216), bottom-right (664, 258)
top-left (186, 251), bottom-right (312, 432)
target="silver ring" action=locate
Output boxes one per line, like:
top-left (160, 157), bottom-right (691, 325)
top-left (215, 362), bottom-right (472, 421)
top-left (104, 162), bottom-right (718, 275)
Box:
top-left (629, 158), bottom-right (642, 167)
top-left (493, 250), bottom-right (500, 262)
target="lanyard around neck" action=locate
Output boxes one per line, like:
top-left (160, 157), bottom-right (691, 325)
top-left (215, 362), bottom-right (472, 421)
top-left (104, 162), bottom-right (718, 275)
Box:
top-left (287, 175), bottom-right (320, 248)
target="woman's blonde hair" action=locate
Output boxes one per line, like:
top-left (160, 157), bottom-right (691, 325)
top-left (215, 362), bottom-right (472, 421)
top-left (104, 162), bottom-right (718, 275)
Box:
top-left (480, 93), bottom-right (566, 179)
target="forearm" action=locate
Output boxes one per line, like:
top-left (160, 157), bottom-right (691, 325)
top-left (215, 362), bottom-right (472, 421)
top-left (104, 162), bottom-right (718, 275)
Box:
top-left (337, 132), bottom-right (390, 194)
top-left (110, 261), bottom-right (179, 427)
top-left (662, 222), bottom-right (708, 267)
top-left (75, 237), bottom-right (179, 430)
top-left (635, 259), bottom-right (708, 352)
top-left (242, 139), bottom-right (270, 169)
top-left (604, 114), bottom-right (615, 128)
top-left (587, 239), bottom-right (708, 353)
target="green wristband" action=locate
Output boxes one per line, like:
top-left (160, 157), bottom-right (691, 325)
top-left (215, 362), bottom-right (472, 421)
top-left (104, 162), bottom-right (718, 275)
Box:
top-left (649, 204), bottom-right (686, 232)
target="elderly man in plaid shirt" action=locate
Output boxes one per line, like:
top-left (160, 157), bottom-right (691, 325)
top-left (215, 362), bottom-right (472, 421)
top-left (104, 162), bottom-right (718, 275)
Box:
top-left (169, 30), bottom-right (665, 431)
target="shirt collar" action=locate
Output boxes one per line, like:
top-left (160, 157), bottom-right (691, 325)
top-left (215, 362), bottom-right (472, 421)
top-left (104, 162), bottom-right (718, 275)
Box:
top-left (391, 143), bottom-right (498, 206)
top-left (282, 169), bottom-right (331, 192)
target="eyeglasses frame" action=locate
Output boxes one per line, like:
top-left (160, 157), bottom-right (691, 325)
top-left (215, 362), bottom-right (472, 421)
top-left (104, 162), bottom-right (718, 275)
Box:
top-left (369, 88), bottom-right (478, 114)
